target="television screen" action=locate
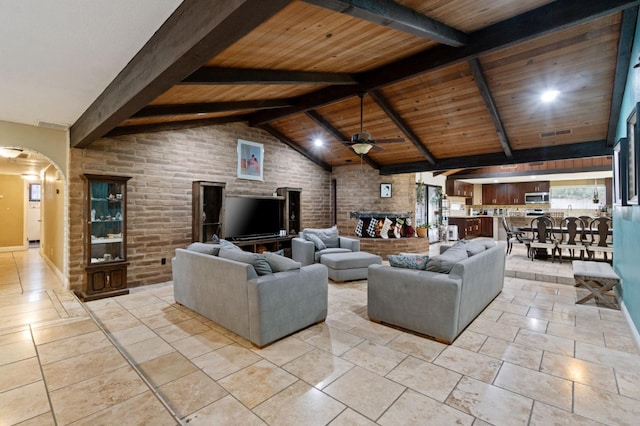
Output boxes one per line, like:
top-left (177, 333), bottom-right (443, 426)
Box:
top-left (224, 197), bottom-right (282, 239)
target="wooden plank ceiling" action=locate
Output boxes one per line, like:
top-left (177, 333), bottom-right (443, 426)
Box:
top-left (71, 0), bottom-right (640, 175)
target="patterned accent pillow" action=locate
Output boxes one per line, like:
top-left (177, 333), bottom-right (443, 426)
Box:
top-left (388, 254), bottom-right (429, 270)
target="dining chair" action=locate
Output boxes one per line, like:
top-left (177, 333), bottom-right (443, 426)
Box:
top-left (529, 216), bottom-right (558, 262)
top-left (501, 216), bottom-right (530, 255)
top-left (578, 216), bottom-right (592, 245)
top-left (586, 217), bottom-right (613, 262)
top-left (556, 216), bottom-right (588, 262)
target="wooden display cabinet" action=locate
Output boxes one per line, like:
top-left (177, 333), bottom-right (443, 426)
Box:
top-left (277, 187), bottom-right (301, 235)
top-left (192, 181), bottom-right (226, 242)
top-left (77, 174), bottom-right (131, 301)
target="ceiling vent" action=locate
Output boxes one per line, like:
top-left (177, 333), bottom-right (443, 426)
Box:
top-left (500, 164), bottom-right (518, 169)
top-left (37, 121), bottom-right (68, 130)
top-left (540, 129), bottom-right (572, 138)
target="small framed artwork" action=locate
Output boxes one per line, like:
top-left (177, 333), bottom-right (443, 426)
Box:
top-left (613, 137), bottom-right (627, 205)
top-left (237, 139), bottom-right (264, 181)
top-left (627, 104), bottom-right (639, 204)
top-left (380, 183), bottom-right (392, 198)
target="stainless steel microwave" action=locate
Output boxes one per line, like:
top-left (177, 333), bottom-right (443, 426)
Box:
top-left (524, 192), bottom-right (549, 204)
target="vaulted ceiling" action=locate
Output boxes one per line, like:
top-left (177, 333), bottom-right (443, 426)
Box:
top-left (70, 0), bottom-right (639, 175)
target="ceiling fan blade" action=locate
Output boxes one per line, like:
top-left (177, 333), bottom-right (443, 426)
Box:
top-left (369, 144), bottom-right (384, 151)
top-left (371, 137), bottom-right (405, 143)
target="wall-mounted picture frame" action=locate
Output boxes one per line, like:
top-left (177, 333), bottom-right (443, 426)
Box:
top-left (627, 104), bottom-right (639, 204)
top-left (380, 183), bottom-right (392, 198)
top-left (237, 139), bottom-right (264, 181)
top-left (613, 137), bottom-right (628, 206)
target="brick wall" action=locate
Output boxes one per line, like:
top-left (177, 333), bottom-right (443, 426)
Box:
top-left (332, 164), bottom-right (415, 236)
top-left (68, 123), bottom-right (418, 291)
top-left (68, 123), bottom-right (332, 291)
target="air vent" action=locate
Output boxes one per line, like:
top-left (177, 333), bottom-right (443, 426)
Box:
top-left (528, 161), bottom-right (543, 166)
top-left (37, 121), bottom-right (68, 130)
top-left (500, 165), bottom-right (518, 169)
top-left (540, 129), bottom-right (572, 138)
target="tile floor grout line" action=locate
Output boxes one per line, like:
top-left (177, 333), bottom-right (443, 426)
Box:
top-left (29, 323), bottom-right (58, 426)
top-left (72, 293), bottom-right (183, 425)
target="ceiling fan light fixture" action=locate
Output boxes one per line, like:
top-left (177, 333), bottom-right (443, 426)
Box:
top-left (0, 148), bottom-right (23, 158)
top-left (352, 143), bottom-right (373, 155)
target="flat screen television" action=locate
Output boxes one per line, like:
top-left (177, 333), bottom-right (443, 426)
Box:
top-left (224, 196), bottom-right (282, 240)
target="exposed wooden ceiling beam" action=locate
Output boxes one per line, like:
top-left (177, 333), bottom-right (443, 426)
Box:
top-left (132, 99), bottom-right (294, 118)
top-left (181, 67), bottom-right (357, 85)
top-left (250, 0), bottom-right (639, 126)
top-left (607, 6), bottom-right (638, 146)
top-left (70, 0), bottom-right (293, 148)
top-left (468, 58), bottom-right (513, 159)
top-left (258, 124), bottom-right (333, 172)
top-left (368, 89), bottom-right (436, 165)
top-left (450, 164), bottom-right (613, 181)
top-left (305, 110), bottom-right (380, 169)
top-left (379, 140), bottom-right (613, 175)
top-left (302, 0), bottom-right (467, 46)
top-left (105, 115), bottom-right (247, 138)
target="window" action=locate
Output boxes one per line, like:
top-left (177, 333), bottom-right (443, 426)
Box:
top-left (550, 185), bottom-right (605, 209)
top-left (29, 183), bottom-right (41, 202)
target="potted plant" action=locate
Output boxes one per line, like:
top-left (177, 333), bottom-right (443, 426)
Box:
top-left (416, 222), bottom-right (428, 238)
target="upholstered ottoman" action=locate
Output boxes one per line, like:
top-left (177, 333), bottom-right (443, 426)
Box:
top-left (321, 251), bottom-right (382, 282)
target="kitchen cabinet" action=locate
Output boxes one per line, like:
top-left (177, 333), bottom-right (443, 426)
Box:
top-left (446, 180), bottom-right (473, 198)
top-left (480, 217), bottom-right (494, 237)
top-left (448, 217), bottom-right (482, 239)
top-left (482, 181), bottom-right (549, 205)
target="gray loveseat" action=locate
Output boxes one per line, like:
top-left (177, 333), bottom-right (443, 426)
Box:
top-left (292, 225), bottom-right (360, 266)
top-left (172, 244), bottom-right (328, 347)
top-left (367, 239), bottom-right (506, 343)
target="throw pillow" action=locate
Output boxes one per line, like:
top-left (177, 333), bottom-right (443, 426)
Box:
top-left (218, 248), bottom-right (273, 275)
top-left (219, 239), bottom-right (241, 250)
top-left (459, 240), bottom-right (485, 256)
top-left (477, 238), bottom-right (497, 249)
top-left (304, 233), bottom-right (327, 250)
top-left (388, 254), bottom-right (429, 270)
top-left (426, 244), bottom-right (469, 273)
top-left (264, 252), bottom-right (301, 272)
top-left (270, 249), bottom-right (285, 256)
top-left (303, 225), bottom-right (339, 248)
top-left (186, 242), bottom-right (220, 256)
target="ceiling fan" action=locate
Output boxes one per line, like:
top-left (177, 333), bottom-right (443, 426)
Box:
top-left (345, 92), bottom-right (404, 155)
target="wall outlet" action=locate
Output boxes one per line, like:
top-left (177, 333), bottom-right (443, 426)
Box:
top-left (161, 258), bottom-right (166, 265)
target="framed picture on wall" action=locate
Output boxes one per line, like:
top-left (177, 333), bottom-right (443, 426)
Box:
top-left (613, 137), bottom-right (628, 206)
top-left (237, 139), bottom-right (264, 181)
top-left (380, 183), bottom-right (392, 198)
top-left (627, 105), bottom-right (639, 204)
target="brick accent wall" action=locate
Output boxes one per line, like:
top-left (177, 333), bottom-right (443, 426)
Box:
top-left (332, 164), bottom-right (416, 237)
top-left (68, 123), bottom-right (332, 291)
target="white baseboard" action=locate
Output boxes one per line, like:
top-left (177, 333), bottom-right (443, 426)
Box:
top-left (620, 301), bottom-right (640, 353)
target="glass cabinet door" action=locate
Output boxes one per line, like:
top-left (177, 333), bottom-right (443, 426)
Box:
top-left (86, 177), bottom-right (128, 264)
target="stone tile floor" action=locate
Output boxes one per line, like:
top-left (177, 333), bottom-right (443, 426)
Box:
top-left (1, 244), bottom-right (639, 425)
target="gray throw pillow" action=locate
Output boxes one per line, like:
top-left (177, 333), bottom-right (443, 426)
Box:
top-left (218, 248), bottom-right (273, 275)
top-left (388, 254), bottom-right (429, 270)
top-left (303, 226), bottom-right (339, 248)
top-left (264, 252), bottom-right (301, 272)
top-left (478, 239), bottom-right (497, 249)
top-left (426, 245), bottom-right (469, 273)
top-left (462, 241), bottom-right (485, 256)
top-left (186, 242), bottom-right (220, 256)
top-left (304, 233), bottom-right (327, 250)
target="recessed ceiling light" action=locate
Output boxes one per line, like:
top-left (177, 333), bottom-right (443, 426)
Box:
top-left (493, 179), bottom-right (499, 183)
top-left (313, 138), bottom-right (323, 147)
top-left (530, 175), bottom-right (537, 179)
top-left (541, 89), bottom-right (560, 103)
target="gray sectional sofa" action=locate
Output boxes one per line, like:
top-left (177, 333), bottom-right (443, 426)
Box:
top-left (367, 239), bottom-right (506, 343)
top-left (172, 244), bottom-right (328, 347)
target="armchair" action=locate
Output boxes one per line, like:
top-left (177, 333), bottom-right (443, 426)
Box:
top-left (292, 225), bottom-right (360, 266)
